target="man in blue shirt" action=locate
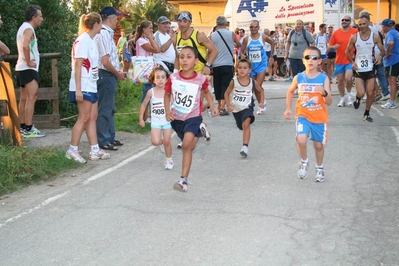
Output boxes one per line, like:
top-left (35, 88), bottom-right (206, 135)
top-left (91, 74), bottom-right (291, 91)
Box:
top-left (381, 18), bottom-right (399, 109)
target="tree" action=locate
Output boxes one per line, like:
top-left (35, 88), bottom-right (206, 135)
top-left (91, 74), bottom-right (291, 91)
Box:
top-left (129, 0), bottom-right (171, 30)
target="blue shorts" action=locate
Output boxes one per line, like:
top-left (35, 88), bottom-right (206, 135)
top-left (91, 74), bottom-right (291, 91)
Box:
top-left (335, 63), bottom-right (352, 75)
top-left (69, 91), bottom-right (98, 104)
top-left (321, 54), bottom-right (327, 60)
top-left (233, 107), bottom-right (255, 130)
top-left (250, 64), bottom-right (267, 77)
top-left (296, 116), bottom-right (328, 144)
top-left (171, 116), bottom-right (203, 141)
top-left (151, 123), bottom-right (172, 130)
top-left (266, 51), bottom-right (271, 58)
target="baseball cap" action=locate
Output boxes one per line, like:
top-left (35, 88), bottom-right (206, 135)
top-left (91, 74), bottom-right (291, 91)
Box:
top-left (177, 11), bottom-right (192, 22)
top-left (157, 16), bottom-right (170, 24)
top-left (381, 18), bottom-right (394, 27)
top-left (100, 6), bottom-right (122, 18)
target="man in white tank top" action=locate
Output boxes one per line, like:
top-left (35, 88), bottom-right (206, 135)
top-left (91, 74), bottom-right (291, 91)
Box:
top-left (345, 14), bottom-right (385, 122)
top-left (15, 5), bottom-right (44, 138)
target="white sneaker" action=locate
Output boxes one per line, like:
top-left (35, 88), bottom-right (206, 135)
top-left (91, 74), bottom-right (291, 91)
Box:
top-left (381, 100), bottom-right (397, 109)
top-left (200, 122), bottom-right (211, 141)
top-left (381, 94), bottom-right (390, 101)
top-left (177, 142), bottom-right (182, 149)
top-left (89, 149), bottom-right (111, 161)
top-left (65, 150), bottom-right (86, 164)
top-left (314, 167), bottom-right (325, 182)
top-left (145, 118), bottom-right (151, 123)
top-left (23, 125), bottom-right (46, 138)
top-left (173, 177), bottom-right (188, 192)
top-left (159, 145), bottom-right (165, 154)
top-left (240, 145), bottom-right (248, 158)
top-left (257, 99), bottom-right (267, 115)
top-left (347, 93), bottom-right (353, 106)
top-left (337, 97), bottom-right (346, 107)
top-left (297, 161), bottom-right (309, 179)
top-left (164, 158), bottom-right (174, 170)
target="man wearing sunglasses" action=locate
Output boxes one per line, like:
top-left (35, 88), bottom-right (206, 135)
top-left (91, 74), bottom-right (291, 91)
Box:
top-left (328, 15), bottom-right (358, 107)
top-left (345, 14), bottom-right (385, 122)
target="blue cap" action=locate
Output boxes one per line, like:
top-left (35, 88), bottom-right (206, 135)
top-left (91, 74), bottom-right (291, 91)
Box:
top-left (100, 6), bottom-right (122, 18)
top-left (381, 18), bottom-right (393, 27)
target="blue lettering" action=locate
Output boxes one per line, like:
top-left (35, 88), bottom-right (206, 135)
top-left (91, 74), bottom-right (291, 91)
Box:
top-left (237, 0), bottom-right (269, 17)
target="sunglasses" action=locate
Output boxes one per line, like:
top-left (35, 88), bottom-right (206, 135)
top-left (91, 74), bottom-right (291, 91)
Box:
top-left (328, 27), bottom-right (333, 28)
top-left (304, 55), bottom-right (320, 60)
top-left (341, 19), bottom-right (351, 22)
top-left (249, 25), bottom-right (258, 29)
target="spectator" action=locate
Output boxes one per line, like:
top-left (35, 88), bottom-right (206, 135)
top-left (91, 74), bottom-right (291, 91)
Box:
top-left (326, 24), bottom-right (336, 82)
top-left (95, 6), bottom-right (126, 151)
top-left (153, 16), bottom-right (176, 75)
top-left (16, 5), bottom-right (45, 138)
top-left (210, 15), bottom-right (241, 116)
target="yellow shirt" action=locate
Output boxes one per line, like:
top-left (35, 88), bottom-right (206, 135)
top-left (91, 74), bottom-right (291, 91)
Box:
top-left (176, 29), bottom-right (207, 73)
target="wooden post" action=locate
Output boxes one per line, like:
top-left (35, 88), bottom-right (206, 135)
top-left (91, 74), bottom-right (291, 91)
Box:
top-left (0, 62), bottom-right (22, 146)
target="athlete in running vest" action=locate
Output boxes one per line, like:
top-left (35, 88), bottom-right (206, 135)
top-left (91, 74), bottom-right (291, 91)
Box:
top-left (345, 14), bottom-right (385, 122)
top-left (314, 23), bottom-right (329, 73)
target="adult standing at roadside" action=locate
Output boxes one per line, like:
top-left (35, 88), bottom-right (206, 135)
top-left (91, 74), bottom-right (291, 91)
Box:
top-left (66, 13), bottom-right (110, 163)
top-left (154, 16), bottom-right (176, 75)
top-left (174, 11), bottom-right (218, 75)
top-left (0, 14), bottom-right (10, 60)
top-left (326, 24), bottom-right (336, 82)
top-left (15, 5), bottom-right (45, 138)
top-left (328, 15), bottom-right (358, 107)
top-left (284, 19), bottom-right (315, 81)
top-left (135, 20), bottom-right (161, 123)
top-left (210, 15), bottom-right (241, 116)
top-left (96, 6), bottom-right (126, 151)
top-left (380, 18), bottom-right (399, 109)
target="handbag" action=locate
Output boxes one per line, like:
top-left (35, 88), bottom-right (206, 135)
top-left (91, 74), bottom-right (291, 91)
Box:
top-left (131, 44), bottom-right (154, 84)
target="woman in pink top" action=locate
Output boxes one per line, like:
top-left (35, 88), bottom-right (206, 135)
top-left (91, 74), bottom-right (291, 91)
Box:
top-left (135, 20), bottom-right (160, 122)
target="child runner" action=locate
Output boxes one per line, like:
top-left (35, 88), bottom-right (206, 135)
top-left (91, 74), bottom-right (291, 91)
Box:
top-left (224, 58), bottom-right (264, 158)
top-left (139, 67), bottom-right (174, 170)
top-left (164, 46), bottom-right (218, 192)
top-left (284, 47), bottom-right (332, 182)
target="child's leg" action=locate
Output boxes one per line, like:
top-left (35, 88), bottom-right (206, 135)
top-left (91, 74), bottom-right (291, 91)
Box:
top-left (151, 128), bottom-right (162, 146)
top-left (296, 134), bottom-right (308, 161)
top-left (313, 141), bottom-right (324, 166)
top-left (181, 132), bottom-right (199, 178)
top-left (242, 117), bottom-right (251, 145)
top-left (163, 128), bottom-right (173, 158)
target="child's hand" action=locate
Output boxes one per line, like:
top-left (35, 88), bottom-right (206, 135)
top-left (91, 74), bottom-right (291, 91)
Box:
top-left (315, 85), bottom-right (325, 94)
top-left (227, 105), bottom-right (234, 112)
top-left (210, 107), bottom-right (218, 117)
top-left (166, 112), bottom-right (174, 122)
top-left (284, 109), bottom-right (292, 120)
top-left (259, 102), bottom-right (265, 109)
top-left (138, 120), bottom-right (145, 127)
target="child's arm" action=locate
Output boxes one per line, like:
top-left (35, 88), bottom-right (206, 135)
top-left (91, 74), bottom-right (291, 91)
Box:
top-left (284, 76), bottom-right (298, 119)
top-left (254, 80), bottom-right (265, 109)
top-left (138, 90), bottom-right (152, 127)
top-left (224, 80), bottom-right (234, 112)
top-left (316, 77), bottom-right (332, 106)
top-left (164, 92), bottom-right (174, 122)
top-left (203, 88), bottom-right (218, 117)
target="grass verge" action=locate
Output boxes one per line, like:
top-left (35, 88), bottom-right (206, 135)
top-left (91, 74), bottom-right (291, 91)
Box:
top-left (0, 145), bottom-right (80, 195)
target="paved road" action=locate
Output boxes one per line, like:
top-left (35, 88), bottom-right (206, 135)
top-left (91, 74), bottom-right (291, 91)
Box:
top-left (1, 80), bottom-right (399, 265)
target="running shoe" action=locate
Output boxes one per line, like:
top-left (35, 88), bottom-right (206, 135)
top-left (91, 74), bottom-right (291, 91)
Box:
top-left (381, 100), bottom-right (397, 109)
top-left (285, 76), bottom-right (293, 82)
top-left (200, 122), bottom-right (211, 141)
top-left (337, 97), bottom-right (346, 107)
top-left (297, 161), bottom-right (309, 179)
top-left (145, 118), bottom-right (151, 123)
top-left (89, 149), bottom-right (111, 161)
top-left (65, 150), bottom-right (86, 164)
top-left (240, 145), bottom-right (248, 158)
top-left (353, 98), bottom-right (360, 109)
top-left (177, 142), bottom-right (182, 149)
top-left (23, 126), bottom-right (45, 138)
top-left (173, 177), bottom-right (188, 192)
top-left (273, 75), bottom-right (279, 79)
top-left (164, 158), bottom-right (174, 170)
top-left (159, 144), bottom-right (165, 154)
top-left (20, 128), bottom-right (27, 135)
top-left (268, 77), bottom-right (275, 81)
top-left (347, 93), bottom-right (353, 106)
top-left (380, 94), bottom-right (390, 101)
top-left (363, 115), bottom-right (373, 122)
top-left (314, 167), bottom-right (325, 182)
top-left (374, 93), bottom-right (382, 102)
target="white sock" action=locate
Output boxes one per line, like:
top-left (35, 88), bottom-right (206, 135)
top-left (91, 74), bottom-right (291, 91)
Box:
top-left (69, 145), bottom-right (78, 152)
top-left (91, 144), bottom-right (100, 153)
top-left (301, 158), bottom-right (309, 164)
top-left (316, 164), bottom-right (324, 169)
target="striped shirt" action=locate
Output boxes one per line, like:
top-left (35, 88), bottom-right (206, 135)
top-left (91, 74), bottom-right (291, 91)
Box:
top-left (95, 24), bottom-right (120, 72)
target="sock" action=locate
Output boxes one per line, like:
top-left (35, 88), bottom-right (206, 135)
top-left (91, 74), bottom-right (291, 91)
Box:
top-left (316, 164), bottom-right (324, 169)
top-left (91, 144), bottom-right (100, 153)
top-left (301, 158), bottom-right (309, 164)
top-left (364, 110), bottom-right (369, 116)
top-left (25, 125), bottom-right (32, 131)
top-left (356, 97), bottom-right (361, 102)
top-left (20, 123), bottom-right (26, 129)
top-left (243, 144), bottom-right (248, 147)
top-left (69, 145), bottom-right (78, 152)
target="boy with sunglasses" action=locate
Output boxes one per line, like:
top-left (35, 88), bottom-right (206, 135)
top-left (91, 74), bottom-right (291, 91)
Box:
top-left (284, 47), bottom-right (332, 182)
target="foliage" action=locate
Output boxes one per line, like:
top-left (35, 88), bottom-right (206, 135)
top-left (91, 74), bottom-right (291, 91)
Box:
top-left (0, 145), bottom-right (80, 195)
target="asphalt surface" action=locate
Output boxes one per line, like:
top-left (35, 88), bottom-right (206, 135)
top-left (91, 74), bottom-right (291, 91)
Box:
top-left (1, 79), bottom-right (399, 265)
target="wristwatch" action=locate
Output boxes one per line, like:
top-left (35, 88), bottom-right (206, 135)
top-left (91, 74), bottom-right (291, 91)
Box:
top-left (323, 90), bottom-right (328, 97)
top-left (205, 62), bottom-right (212, 68)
